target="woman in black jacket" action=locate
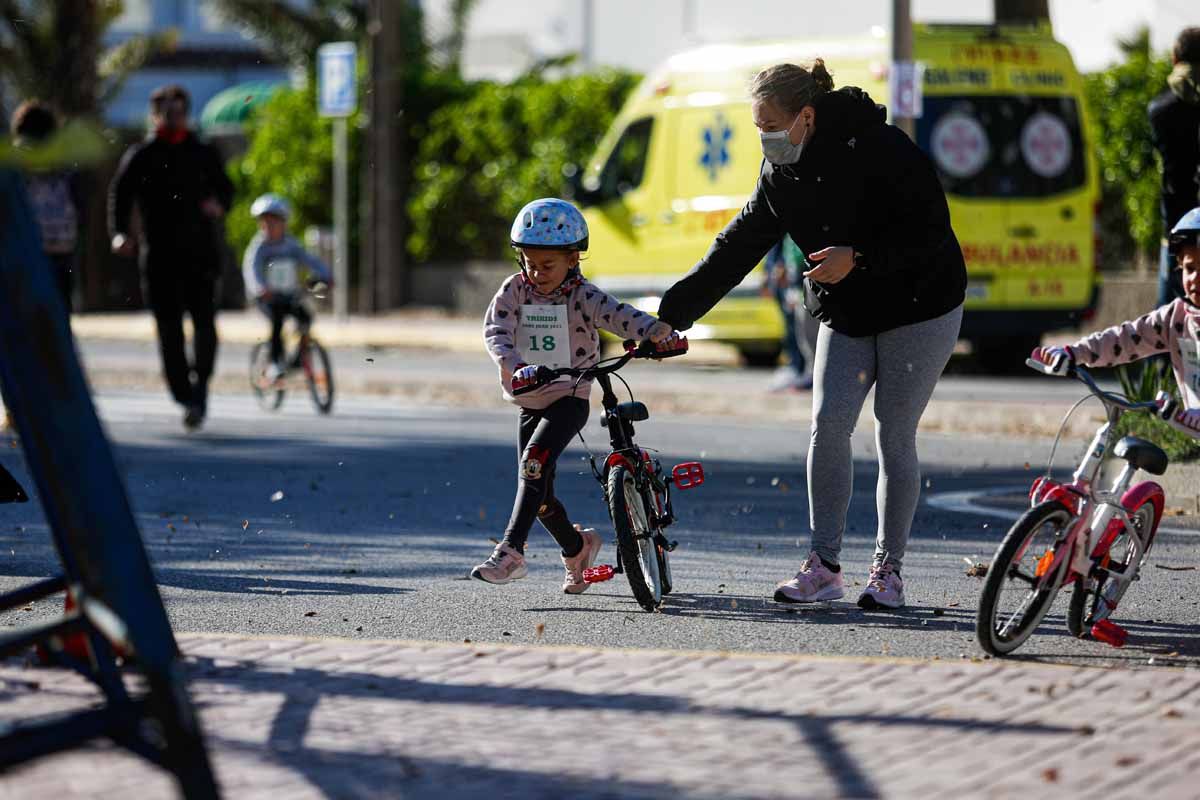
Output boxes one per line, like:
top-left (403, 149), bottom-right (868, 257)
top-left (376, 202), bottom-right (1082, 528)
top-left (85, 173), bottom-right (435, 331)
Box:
top-left (657, 60), bottom-right (966, 610)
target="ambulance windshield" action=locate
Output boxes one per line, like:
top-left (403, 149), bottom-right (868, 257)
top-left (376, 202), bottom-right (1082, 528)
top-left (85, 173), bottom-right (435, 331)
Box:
top-left (917, 95), bottom-right (1086, 199)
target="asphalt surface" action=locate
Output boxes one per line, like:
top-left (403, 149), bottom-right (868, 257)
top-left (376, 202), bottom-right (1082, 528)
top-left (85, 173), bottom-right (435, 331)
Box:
top-left (2, 344), bottom-right (1198, 670)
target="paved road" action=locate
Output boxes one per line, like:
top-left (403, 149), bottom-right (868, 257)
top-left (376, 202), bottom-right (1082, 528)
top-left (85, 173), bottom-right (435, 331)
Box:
top-left (1, 379), bottom-right (1197, 670)
top-left (5, 633), bottom-right (1198, 799)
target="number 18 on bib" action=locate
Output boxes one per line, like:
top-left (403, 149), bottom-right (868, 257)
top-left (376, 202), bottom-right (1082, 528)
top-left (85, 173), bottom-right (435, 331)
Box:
top-left (518, 304), bottom-right (570, 369)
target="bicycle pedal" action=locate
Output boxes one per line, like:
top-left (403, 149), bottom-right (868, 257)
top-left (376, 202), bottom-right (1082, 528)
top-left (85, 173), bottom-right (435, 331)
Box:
top-left (583, 564), bottom-right (615, 583)
top-left (1090, 618), bottom-right (1128, 648)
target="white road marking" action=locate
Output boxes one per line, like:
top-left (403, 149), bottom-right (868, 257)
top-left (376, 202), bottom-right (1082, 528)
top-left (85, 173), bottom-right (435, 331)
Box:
top-left (925, 486), bottom-right (1199, 536)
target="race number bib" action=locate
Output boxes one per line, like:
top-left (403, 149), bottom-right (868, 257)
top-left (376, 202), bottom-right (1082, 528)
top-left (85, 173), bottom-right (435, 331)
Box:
top-left (264, 257), bottom-right (300, 292)
top-left (517, 304), bottom-right (570, 369)
top-left (1180, 338), bottom-right (1200, 405)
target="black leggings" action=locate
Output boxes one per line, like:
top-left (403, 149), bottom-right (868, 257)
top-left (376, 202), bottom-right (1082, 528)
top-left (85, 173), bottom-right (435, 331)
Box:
top-left (259, 296), bottom-right (313, 364)
top-left (502, 396), bottom-right (589, 556)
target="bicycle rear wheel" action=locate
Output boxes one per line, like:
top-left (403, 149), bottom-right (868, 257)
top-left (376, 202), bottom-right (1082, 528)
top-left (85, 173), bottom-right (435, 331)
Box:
top-left (608, 465), bottom-right (661, 611)
top-left (1067, 499), bottom-right (1158, 637)
top-left (249, 342), bottom-right (285, 411)
top-left (303, 339), bottom-right (334, 414)
top-left (976, 500), bottom-right (1074, 656)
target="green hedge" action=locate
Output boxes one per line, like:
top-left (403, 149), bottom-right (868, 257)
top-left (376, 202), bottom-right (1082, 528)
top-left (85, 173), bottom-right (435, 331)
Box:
top-left (406, 69), bottom-right (640, 263)
top-left (1084, 45), bottom-right (1173, 266)
top-left (226, 83), bottom-right (363, 264)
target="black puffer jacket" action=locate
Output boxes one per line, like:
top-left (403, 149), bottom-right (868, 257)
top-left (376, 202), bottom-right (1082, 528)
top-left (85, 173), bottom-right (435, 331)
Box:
top-left (108, 132), bottom-right (233, 264)
top-left (658, 87), bottom-right (966, 338)
top-left (1148, 88), bottom-right (1200, 233)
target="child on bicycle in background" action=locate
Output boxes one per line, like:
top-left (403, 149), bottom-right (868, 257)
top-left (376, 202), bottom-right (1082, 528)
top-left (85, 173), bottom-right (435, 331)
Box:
top-left (243, 194), bottom-right (332, 384)
top-left (475, 198), bottom-right (681, 592)
top-left (1034, 207), bottom-right (1200, 436)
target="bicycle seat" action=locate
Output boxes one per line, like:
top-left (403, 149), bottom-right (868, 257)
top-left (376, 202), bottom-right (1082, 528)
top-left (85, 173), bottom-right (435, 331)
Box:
top-left (615, 401), bottom-right (649, 422)
top-left (1113, 436), bottom-right (1168, 476)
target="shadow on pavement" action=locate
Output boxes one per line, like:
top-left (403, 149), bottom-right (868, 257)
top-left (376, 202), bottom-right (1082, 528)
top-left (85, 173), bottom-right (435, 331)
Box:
top-left (184, 652), bottom-right (1080, 800)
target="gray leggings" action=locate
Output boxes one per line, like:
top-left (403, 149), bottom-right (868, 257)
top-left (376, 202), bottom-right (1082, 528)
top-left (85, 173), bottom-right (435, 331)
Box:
top-left (807, 304), bottom-right (962, 570)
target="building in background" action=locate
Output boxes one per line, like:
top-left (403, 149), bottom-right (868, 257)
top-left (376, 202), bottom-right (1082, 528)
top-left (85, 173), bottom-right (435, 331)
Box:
top-left (422, 0), bottom-right (1196, 81)
top-left (103, 0), bottom-right (290, 131)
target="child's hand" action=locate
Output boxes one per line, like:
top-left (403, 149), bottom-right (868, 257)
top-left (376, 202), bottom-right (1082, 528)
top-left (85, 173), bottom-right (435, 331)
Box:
top-left (1032, 345), bottom-right (1073, 367)
top-left (646, 320), bottom-right (674, 343)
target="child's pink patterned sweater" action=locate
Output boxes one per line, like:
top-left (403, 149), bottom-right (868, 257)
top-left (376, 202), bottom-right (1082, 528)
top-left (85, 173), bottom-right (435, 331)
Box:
top-left (1066, 298), bottom-right (1200, 434)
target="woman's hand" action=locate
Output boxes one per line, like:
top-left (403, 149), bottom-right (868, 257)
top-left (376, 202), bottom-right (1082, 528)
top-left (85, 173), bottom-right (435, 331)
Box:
top-left (803, 246), bottom-right (855, 284)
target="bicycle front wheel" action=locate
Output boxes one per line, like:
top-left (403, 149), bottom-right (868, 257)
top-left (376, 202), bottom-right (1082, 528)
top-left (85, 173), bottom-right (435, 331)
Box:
top-left (250, 342), bottom-right (285, 411)
top-left (608, 465), bottom-right (662, 611)
top-left (976, 500), bottom-right (1074, 656)
top-left (1067, 498), bottom-right (1158, 637)
top-left (303, 339), bottom-right (334, 414)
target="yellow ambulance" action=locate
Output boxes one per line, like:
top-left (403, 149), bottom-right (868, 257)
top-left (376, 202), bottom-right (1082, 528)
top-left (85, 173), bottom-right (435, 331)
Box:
top-left (570, 23), bottom-right (1100, 369)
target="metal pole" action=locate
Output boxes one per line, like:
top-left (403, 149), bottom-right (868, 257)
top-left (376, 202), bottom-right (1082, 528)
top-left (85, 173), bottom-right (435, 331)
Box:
top-left (581, 0), bottom-right (594, 69)
top-left (333, 116), bottom-right (349, 321)
top-left (891, 0), bottom-right (915, 139)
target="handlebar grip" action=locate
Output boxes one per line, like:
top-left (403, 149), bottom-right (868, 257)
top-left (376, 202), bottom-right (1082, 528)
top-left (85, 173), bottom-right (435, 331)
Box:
top-left (627, 337), bottom-right (689, 359)
top-left (1025, 355), bottom-right (1071, 377)
top-left (511, 365), bottom-right (556, 396)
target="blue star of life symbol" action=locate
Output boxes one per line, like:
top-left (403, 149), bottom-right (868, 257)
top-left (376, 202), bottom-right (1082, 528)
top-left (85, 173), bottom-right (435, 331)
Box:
top-left (700, 113), bottom-right (733, 181)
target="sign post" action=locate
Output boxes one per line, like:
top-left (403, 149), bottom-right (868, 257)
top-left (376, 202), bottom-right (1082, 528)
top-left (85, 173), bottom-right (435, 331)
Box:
top-left (317, 41), bottom-right (357, 321)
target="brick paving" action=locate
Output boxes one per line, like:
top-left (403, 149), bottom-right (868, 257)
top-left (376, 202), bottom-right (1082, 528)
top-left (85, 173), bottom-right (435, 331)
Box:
top-left (1, 633), bottom-right (1198, 799)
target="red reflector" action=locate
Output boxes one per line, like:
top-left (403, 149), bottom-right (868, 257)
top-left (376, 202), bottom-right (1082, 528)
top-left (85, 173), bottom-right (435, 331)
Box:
top-left (1090, 618), bottom-right (1127, 648)
top-left (583, 565), bottom-right (615, 583)
top-left (672, 461), bottom-right (704, 489)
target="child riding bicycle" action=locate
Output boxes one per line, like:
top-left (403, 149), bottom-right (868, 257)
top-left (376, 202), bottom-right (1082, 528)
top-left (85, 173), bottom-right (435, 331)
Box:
top-left (243, 193), bottom-right (332, 384)
top-left (474, 198), bottom-right (681, 592)
top-left (1033, 207), bottom-right (1200, 436)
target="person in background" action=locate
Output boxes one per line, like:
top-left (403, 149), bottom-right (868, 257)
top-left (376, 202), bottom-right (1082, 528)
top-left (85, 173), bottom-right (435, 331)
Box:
top-left (243, 193), bottom-right (332, 384)
top-left (10, 99), bottom-right (81, 313)
top-left (763, 235), bottom-right (814, 391)
top-left (1149, 26), bottom-right (1200, 307)
top-left (109, 84), bottom-right (233, 431)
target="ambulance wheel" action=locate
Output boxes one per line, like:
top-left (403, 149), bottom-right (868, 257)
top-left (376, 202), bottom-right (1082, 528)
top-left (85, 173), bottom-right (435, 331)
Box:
top-left (974, 335), bottom-right (1041, 375)
top-left (740, 345), bottom-right (782, 368)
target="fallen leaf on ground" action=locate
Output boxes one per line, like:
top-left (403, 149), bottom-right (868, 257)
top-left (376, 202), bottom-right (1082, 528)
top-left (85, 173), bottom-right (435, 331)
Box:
top-left (946, 601), bottom-right (960, 608)
top-left (501, 631), bottom-right (512, 637)
top-left (242, 520), bottom-right (249, 530)
top-left (488, 537), bottom-right (500, 545)
top-left (1041, 768), bottom-right (1059, 783)
top-left (303, 611), bottom-right (317, 617)
top-left (1115, 756), bottom-right (1140, 767)
top-left (965, 562), bottom-right (989, 578)
top-left (535, 622), bottom-right (545, 640)
top-left (1163, 707), bottom-right (1183, 718)
top-left (1154, 564), bottom-right (1198, 571)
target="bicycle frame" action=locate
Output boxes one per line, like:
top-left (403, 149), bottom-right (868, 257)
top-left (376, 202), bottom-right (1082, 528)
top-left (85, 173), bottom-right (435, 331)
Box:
top-left (1026, 370), bottom-right (1164, 617)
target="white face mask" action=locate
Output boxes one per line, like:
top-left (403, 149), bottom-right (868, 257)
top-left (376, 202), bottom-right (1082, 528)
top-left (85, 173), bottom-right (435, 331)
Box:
top-left (760, 112), bottom-right (809, 165)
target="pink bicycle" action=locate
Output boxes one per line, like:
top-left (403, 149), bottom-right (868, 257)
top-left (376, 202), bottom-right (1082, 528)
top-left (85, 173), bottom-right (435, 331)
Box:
top-left (976, 357), bottom-right (1168, 655)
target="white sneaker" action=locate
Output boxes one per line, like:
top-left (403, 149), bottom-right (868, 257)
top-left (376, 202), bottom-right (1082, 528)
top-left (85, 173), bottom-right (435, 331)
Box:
top-left (470, 543), bottom-right (528, 584)
top-left (857, 563), bottom-right (905, 609)
top-left (561, 526), bottom-right (602, 594)
top-left (774, 552), bottom-right (845, 603)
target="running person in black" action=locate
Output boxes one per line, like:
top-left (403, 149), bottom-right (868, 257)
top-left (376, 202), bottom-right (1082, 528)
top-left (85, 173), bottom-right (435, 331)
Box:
top-left (109, 84), bottom-right (233, 430)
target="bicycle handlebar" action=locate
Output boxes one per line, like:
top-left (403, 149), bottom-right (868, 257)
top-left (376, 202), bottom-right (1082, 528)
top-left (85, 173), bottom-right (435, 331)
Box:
top-left (511, 336), bottom-right (688, 396)
top-left (1025, 357), bottom-right (1161, 413)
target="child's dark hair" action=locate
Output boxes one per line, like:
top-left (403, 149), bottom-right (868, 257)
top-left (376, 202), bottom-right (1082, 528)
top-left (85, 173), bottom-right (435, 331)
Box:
top-left (10, 99), bottom-right (57, 142)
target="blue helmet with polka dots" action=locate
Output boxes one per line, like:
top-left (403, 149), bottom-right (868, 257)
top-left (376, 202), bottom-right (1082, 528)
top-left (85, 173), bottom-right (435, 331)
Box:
top-left (510, 198), bottom-right (589, 251)
top-left (1169, 207), bottom-right (1200, 255)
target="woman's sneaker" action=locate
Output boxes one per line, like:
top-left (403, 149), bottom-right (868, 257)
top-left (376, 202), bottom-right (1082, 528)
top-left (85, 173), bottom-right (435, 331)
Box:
top-left (561, 526), bottom-right (602, 594)
top-left (857, 563), bottom-right (904, 609)
top-left (773, 552), bottom-right (844, 603)
top-left (470, 543), bottom-right (528, 584)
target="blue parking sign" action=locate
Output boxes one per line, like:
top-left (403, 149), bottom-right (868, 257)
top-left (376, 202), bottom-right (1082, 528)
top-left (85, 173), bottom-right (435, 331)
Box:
top-left (317, 42), bottom-right (357, 117)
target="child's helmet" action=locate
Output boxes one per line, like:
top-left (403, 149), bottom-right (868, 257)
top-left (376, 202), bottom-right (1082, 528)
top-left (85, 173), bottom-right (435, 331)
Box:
top-left (250, 193), bottom-right (291, 220)
top-left (1168, 207), bottom-right (1200, 254)
top-left (510, 198), bottom-right (588, 251)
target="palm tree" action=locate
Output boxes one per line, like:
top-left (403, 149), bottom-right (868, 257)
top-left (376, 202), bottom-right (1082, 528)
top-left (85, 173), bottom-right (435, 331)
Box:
top-left (0, 0), bottom-right (175, 120)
